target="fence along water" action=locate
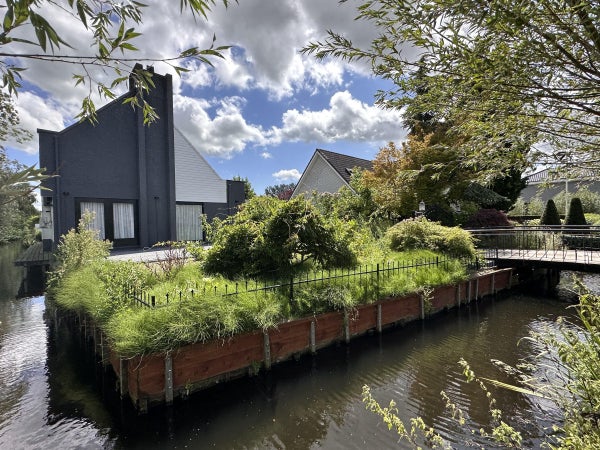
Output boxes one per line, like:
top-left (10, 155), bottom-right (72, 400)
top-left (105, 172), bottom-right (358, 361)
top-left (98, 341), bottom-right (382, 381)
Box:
top-left (128, 256), bottom-right (485, 309)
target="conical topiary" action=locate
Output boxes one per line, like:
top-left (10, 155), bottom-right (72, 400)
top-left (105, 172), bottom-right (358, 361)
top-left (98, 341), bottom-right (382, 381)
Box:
top-left (540, 199), bottom-right (561, 225)
top-left (565, 197), bottom-right (587, 226)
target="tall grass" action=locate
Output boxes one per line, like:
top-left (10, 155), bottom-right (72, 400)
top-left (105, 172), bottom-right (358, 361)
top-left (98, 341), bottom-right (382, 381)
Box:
top-left (54, 250), bottom-right (470, 357)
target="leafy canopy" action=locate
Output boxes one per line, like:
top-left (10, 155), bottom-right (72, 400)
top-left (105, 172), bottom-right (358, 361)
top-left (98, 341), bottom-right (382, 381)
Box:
top-left (304, 0), bottom-right (600, 176)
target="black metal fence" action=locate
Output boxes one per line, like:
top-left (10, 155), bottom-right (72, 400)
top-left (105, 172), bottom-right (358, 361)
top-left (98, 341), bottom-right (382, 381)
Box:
top-left (128, 255), bottom-right (484, 309)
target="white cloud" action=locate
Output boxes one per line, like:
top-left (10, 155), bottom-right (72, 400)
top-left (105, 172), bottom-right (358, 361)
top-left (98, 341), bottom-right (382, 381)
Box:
top-left (273, 169), bottom-right (302, 181)
top-left (260, 152), bottom-right (272, 159)
top-left (269, 90), bottom-right (406, 144)
top-left (173, 95), bottom-right (266, 159)
top-left (9, 92), bottom-right (69, 154)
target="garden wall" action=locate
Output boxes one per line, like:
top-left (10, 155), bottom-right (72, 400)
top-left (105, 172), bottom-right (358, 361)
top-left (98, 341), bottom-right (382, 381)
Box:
top-left (110, 268), bottom-right (514, 411)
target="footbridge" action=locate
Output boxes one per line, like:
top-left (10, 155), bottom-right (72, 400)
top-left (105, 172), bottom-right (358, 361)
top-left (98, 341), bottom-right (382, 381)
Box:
top-left (469, 225), bottom-right (600, 273)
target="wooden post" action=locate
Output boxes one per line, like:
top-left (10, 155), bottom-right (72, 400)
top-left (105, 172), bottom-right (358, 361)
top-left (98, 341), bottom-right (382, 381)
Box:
top-left (119, 358), bottom-right (129, 397)
top-left (491, 273), bottom-right (496, 295)
top-left (467, 280), bottom-right (472, 303)
top-left (376, 304), bottom-right (382, 333)
top-left (508, 269), bottom-right (513, 289)
top-left (263, 331), bottom-right (271, 369)
top-left (344, 310), bottom-right (350, 343)
top-left (310, 321), bottom-right (316, 354)
top-left (165, 355), bottom-right (174, 404)
top-left (100, 332), bottom-right (109, 367)
top-left (420, 295), bottom-right (425, 320)
top-left (475, 278), bottom-right (479, 300)
top-left (457, 284), bottom-right (461, 307)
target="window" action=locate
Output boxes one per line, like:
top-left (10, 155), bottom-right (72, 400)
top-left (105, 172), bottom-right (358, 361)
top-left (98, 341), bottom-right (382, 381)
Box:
top-left (76, 198), bottom-right (138, 246)
top-left (80, 201), bottom-right (106, 239)
top-left (176, 203), bottom-right (203, 241)
top-left (113, 203), bottom-right (135, 239)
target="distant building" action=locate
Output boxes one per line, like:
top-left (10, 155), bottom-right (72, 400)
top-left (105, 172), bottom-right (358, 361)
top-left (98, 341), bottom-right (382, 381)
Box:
top-left (38, 66), bottom-right (244, 250)
top-left (520, 168), bottom-right (600, 202)
top-left (292, 149), bottom-right (373, 198)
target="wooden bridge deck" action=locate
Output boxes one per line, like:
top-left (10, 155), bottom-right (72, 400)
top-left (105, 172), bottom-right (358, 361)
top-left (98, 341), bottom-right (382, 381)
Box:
top-left (14, 242), bottom-right (53, 267)
top-left (486, 248), bottom-right (600, 273)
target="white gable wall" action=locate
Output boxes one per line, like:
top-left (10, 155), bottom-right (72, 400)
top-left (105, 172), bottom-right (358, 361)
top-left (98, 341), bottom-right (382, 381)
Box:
top-left (293, 153), bottom-right (347, 197)
top-left (174, 127), bottom-right (227, 203)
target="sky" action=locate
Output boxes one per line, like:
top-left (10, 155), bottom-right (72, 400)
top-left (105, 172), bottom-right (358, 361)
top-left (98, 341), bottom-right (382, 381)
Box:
top-left (5, 0), bottom-right (410, 196)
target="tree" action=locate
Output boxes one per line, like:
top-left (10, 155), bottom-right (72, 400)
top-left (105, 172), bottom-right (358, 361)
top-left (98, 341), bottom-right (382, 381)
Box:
top-left (233, 175), bottom-right (256, 200)
top-left (565, 197), bottom-right (587, 226)
top-left (0, 154), bottom-right (39, 243)
top-left (362, 136), bottom-right (470, 217)
top-left (540, 199), bottom-right (561, 226)
top-left (264, 183), bottom-right (296, 200)
top-left (303, 0), bottom-right (600, 177)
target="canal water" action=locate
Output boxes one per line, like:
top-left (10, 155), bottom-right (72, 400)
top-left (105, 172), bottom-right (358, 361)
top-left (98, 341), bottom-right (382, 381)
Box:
top-left (0, 242), bottom-right (594, 449)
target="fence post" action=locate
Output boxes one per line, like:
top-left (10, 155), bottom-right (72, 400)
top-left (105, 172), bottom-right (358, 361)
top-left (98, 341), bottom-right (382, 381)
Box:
top-left (491, 273), bottom-right (496, 296)
top-left (377, 304), bottom-right (382, 333)
top-left (151, 295), bottom-right (155, 307)
top-left (420, 295), bottom-right (425, 320)
top-left (475, 278), bottom-right (479, 300)
top-left (457, 283), bottom-right (461, 307)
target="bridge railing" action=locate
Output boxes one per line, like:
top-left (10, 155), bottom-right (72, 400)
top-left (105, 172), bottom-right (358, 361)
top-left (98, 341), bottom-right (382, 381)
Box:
top-left (467, 225), bottom-right (600, 262)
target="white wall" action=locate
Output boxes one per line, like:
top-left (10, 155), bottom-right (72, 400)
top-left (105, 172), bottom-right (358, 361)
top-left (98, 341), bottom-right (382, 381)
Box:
top-left (293, 153), bottom-right (347, 197)
top-left (174, 127), bottom-right (227, 203)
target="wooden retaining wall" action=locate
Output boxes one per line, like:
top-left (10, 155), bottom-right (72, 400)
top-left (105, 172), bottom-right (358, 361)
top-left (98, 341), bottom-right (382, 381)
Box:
top-left (108, 268), bottom-right (513, 411)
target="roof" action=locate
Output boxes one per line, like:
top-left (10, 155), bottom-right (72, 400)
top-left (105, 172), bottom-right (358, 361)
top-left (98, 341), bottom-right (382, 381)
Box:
top-left (314, 149), bottom-right (373, 185)
top-left (527, 168), bottom-right (596, 183)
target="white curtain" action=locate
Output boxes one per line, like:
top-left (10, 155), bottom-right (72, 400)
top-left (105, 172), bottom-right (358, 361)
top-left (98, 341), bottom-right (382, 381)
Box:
top-left (80, 201), bottom-right (105, 240)
top-left (176, 204), bottom-right (203, 241)
top-left (113, 203), bottom-right (135, 239)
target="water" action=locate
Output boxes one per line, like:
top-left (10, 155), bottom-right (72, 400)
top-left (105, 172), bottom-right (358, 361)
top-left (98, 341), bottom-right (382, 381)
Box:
top-left (0, 242), bottom-right (590, 449)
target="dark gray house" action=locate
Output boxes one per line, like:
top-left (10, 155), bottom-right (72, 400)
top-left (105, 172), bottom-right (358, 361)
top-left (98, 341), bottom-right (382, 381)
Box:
top-left (38, 66), bottom-right (244, 249)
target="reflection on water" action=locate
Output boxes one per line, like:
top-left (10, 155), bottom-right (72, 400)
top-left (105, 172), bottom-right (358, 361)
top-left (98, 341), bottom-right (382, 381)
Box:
top-left (0, 242), bottom-right (592, 449)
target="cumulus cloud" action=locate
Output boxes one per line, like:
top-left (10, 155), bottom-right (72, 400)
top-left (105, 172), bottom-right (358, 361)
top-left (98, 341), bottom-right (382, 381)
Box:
top-left (269, 90), bottom-right (407, 144)
top-left (260, 152), bottom-right (273, 159)
top-left (273, 169), bottom-right (302, 182)
top-left (173, 95), bottom-right (266, 159)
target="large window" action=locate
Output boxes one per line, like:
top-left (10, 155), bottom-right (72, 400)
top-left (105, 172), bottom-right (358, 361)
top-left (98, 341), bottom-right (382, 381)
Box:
top-left (76, 198), bottom-right (138, 246)
top-left (176, 203), bottom-right (203, 241)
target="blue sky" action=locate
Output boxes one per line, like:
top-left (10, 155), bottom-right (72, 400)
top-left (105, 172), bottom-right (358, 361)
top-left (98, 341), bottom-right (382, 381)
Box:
top-left (5, 0), bottom-right (409, 195)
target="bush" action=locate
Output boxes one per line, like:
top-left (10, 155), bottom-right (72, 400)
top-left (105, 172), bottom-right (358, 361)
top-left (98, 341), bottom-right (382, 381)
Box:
top-left (540, 199), bottom-right (561, 226)
top-left (463, 209), bottom-right (512, 228)
top-left (553, 186), bottom-right (600, 215)
top-left (204, 196), bottom-right (357, 278)
top-left (565, 197), bottom-right (587, 226)
top-left (385, 218), bottom-right (476, 258)
top-left (47, 212), bottom-right (112, 292)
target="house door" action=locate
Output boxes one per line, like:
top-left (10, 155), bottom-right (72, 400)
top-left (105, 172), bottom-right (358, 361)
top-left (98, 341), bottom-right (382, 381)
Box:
top-left (176, 203), bottom-right (203, 241)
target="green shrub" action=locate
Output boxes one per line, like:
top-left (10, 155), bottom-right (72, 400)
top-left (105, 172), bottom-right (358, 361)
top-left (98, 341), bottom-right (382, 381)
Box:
top-left (47, 212), bottom-right (112, 292)
top-left (540, 199), bottom-right (561, 226)
top-left (585, 213), bottom-right (600, 225)
top-left (565, 197), bottom-right (587, 226)
top-left (554, 186), bottom-right (600, 215)
top-left (385, 218), bottom-right (476, 258)
top-left (204, 196), bottom-right (357, 277)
